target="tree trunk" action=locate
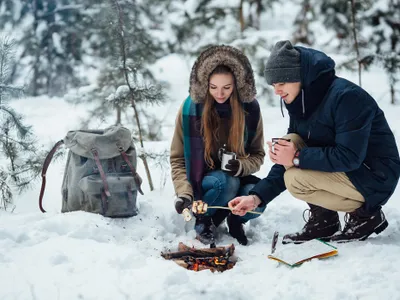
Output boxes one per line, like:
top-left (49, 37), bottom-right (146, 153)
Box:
top-left (139, 151), bottom-right (154, 191)
top-left (390, 82), bottom-right (395, 105)
top-left (116, 106), bottom-right (121, 125)
top-left (255, 0), bottom-right (262, 30)
top-left (32, 0), bottom-right (40, 96)
top-left (350, 0), bottom-right (362, 87)
top-left (293, 0), bottom-right (312, 45)
top-left (239, 0), bottom-right (245, 33)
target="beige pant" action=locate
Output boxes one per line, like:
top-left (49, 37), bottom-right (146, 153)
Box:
top-left (282, 133), bottom-right (365, 212)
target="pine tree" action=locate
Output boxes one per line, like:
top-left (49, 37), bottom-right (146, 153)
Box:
top-left (317, 0), bottom-right (362, 48)
top-left (161, 0), bottom-right (236, 55)
top-left (0, 37), bottom-right (44, 210)
top-left (292, 0), bottom-right (315, 45)
top-left (365, 0), bottom-right (400, 104)
top-left (0, 0), bottom-right (19, 27)
top-left (66, 0), bottom-right (168, 191)
top-left (67, 0), bottom-right (167, 134)
top-left (241, 0), bottom-right (280, 31)
top-left (109, 0), bottom-right (167, 191)
top-left (311, 0), bottom-right (374, 85)
top-left (0, 0), bottom-right (95, 96)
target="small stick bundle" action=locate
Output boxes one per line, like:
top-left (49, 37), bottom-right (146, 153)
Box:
top-left (161, 242), bottom-right (236, 272)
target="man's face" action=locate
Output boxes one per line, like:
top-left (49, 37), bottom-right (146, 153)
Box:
top-left (272, 82), bottom-right (301, 104)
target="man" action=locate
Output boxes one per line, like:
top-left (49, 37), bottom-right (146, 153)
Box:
top-left (228, 40), bottom-right (400, 243)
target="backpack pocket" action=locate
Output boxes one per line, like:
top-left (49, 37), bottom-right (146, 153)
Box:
top-left (78, 174), bottom-right (138, 218)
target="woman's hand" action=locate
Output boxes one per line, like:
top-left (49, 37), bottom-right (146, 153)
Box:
top-left (223, 159), bottom-right (241, 176)
top-left (228, 195), bottom-right (260, 216)
top-left (174, 197), bottom-right (192, 214)
top-left (266, 139), bottom-right (297, 167)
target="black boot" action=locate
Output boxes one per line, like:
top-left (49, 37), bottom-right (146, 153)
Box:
top-left (227, 214), bottom-right (248, 245)
top-left (282, 204), bottom-right (341, 244)
top-left (331, 208), bottom-right (388, 243)
top-left (212, 209), bottom-right (230, 227)
top-left (194, 215), bottom-right (216, 245)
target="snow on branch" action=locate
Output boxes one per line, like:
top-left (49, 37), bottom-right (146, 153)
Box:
top-left (38, 5), bottom-right (84, 18)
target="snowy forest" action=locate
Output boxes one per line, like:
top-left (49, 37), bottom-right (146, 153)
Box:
top-left (0, 0), bottom-right (399, 209)
top-left (0, 1), bottom-right (400, 299)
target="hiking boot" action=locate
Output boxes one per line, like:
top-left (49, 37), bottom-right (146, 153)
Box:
top-left (212, 209), bottom-right (230, 227)
top-left (331, 208), bottom-right (388, 243)
top-left (227, 214), bottom-right (248, 246)
top-left (282, 204), bottom-right (341, 244)
top-left (194, 215), bottom-right (216, 245)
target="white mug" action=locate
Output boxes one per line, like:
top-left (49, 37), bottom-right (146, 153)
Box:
top-left (221, 152), bottom-right (236, 171)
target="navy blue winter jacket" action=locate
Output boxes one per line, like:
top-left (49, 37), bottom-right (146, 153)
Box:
top-left (251, 46), bottom-right (400, 214)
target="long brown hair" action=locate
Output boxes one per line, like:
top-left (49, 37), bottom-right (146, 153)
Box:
top-left (201, 65), bottom-right (247, 169)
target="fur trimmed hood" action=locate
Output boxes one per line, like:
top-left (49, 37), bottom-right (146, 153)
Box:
top-left (189, 45), bottom-right (257, 103)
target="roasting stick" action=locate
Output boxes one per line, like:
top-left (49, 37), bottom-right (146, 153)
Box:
top-left (207, 206), bottom-right (262, 215)
top-left (182, 203), bottom-right (261, 222)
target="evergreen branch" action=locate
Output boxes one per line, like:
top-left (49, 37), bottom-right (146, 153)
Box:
top-left (0, 37), bottom-right (16, 85)
top-left (0, 84), bottom-right (24, 92)
top-left (0, 84), bottom-right (24, 102)
top-left (3, 136), bottom-right (17, 182)
top-left (0, 134), bottom-right (34, 150)
top-left (37, 5), bottom-right (85, 19)
top-left (335, 55), bottom-right (357, 71)
top-left (138, 149), bottom-right (169, 161)
top-left (5, 150), bottom-right (45, 191)
top-left (0, 169), bottom-right (13, 210)
top-left (130, 84), bottom-right (166, 105)
top-left (0, 106), bottom-right (31, 139)
top-left (10, 166), bottom-right (40, 178)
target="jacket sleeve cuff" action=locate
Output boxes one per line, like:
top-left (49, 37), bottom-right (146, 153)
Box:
top-left (177, 193), bottom-right (193, 202)
top-left (249, 191), bottom-right (267, 208)
top-left (234, 160), bottom-right (243, 177)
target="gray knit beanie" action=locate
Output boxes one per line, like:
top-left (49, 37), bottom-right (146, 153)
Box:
top-left (264, 40), bottom-right (301, 85)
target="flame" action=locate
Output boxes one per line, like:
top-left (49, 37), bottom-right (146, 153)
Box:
top-left (193, 262), bottom-right (199, 271)
top-left (186, 256), bottom-right (229, 272)
top-left (214, 257), bottom-right (227, 265)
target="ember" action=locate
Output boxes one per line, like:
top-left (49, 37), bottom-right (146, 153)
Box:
top-left (161, 242), bottom-right (236, 272)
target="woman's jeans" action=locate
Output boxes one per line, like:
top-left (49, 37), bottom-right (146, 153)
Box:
top-left (201, 170), bottom-right (265, 223)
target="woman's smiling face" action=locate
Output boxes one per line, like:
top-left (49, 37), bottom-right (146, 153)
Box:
top-left (209, 73), bottom-right (234, 104)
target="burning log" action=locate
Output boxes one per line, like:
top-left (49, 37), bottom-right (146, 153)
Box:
top-left (161, 243), bottom-right (236, 272)
top-left (162, 242), bottom-right (234, 259)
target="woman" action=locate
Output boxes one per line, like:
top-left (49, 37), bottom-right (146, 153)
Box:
top-left (170, 45), bottom-right (265, 246)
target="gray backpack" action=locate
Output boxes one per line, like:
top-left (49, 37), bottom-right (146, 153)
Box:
top-left (39, 126), bottom-right (143, 218)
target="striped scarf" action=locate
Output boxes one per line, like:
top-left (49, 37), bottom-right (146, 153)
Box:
top-left (182, 96), bottom-right (260, 200)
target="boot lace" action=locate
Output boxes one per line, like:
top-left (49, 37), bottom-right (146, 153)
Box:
top-left (302, 207), bottom-right (318, 223)
top-left (343, 213), bottom-right (358, 232)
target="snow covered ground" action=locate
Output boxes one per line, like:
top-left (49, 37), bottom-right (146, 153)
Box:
top-left (1, 51), bottom-right (400, 300)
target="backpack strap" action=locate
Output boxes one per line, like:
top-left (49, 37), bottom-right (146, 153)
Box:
top-left (39, 140), bottom-right (65, 213)
top-left (118, 147), bottom-right (144, 195)
top-left (101, 190), bottom-right (108, 213)
top-left (91, 148), bottom-right (111, 197)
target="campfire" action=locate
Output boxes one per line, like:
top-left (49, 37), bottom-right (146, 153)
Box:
top-left (161, 242), bottom-right (236, 272)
